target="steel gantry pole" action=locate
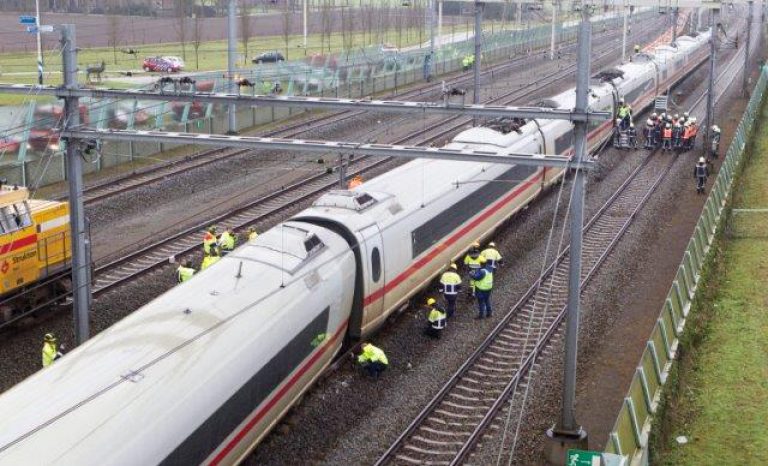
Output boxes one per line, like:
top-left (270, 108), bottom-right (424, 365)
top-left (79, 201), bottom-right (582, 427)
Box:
top-left (743, 0), bottom-right (754, 96)
top-left (544, 5), bottom-right (590, 465)
top-left (227, 0), bottom-right (238, 135)
top-left (35, 0), bottom-right (44, 85)
top-left (61, 25), bottom-right (91, 345)
top-left (704, 8), bottom-right (717, 154)
top-left (474, 1), bottom-right (484, 105)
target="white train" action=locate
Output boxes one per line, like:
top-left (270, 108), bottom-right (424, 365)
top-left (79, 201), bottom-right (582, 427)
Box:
top-left (0, 32), bottom-right (710, 466)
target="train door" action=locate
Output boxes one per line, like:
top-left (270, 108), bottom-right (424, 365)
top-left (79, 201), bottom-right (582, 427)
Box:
top-left (360, 223), bottom-right (385, 320)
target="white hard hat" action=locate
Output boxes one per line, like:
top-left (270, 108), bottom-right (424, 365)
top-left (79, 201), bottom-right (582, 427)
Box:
top-left (651, 112), bottom-right (658, 118)
top-left (712, 125), bottom-right (721, 132)
top-left (646, 119), bottom-right (653, 125)
top-left (690, 117), bottom-right (697, 123)
top-left (630, 123), bottom-right (635, 128)
top-left (699, 157), bottom-right (706, 163)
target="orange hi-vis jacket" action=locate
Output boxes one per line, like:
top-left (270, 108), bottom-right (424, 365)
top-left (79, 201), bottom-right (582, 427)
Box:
top-left (663, 127), bottom-right (672, 139)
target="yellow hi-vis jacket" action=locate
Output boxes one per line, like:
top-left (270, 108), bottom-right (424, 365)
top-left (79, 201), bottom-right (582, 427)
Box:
top-left (203, 231), bottom-right (217, 254)
top-left (177, 265), bottom-right (195, 283)
top-left (475, 268), bottom-right (494, 291)
top-left (218, 231), bottom-right (236, 251)
top-left (481, 247), bottom-right (502, 269)
top-left (357, 343), bottom-right (388, 366)
top-left (464, 253), bottom-right (483, 269)
top-left (201, 255), bottom-right (221, 270)
top-left (439, 271), bottom-right (462, 295)
top-left (428, 307), bottom-right (447, 330)
top-left (42, 342), bottom-right (57, 367)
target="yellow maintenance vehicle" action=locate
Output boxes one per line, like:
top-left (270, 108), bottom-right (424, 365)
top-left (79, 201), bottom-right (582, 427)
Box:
top-left (0, 185), bottom-right (71, 326)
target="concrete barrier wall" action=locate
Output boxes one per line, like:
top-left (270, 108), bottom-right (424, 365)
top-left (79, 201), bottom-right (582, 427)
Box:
top-left (605, 66), bottom-right (768, 466)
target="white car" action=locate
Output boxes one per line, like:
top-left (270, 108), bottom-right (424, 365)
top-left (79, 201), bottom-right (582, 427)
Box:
top-left (162, 56), bottom-right (185, 71)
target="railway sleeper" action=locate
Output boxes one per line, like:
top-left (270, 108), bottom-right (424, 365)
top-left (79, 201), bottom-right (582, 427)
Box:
top-left (442, 400), bottom-right (490, 412)
top-left (433, 408), bottom-right (486, 420)
top-left (418, 426), bottom-right (470, 438)
top-left (411, 435), bottom-right (465, 447)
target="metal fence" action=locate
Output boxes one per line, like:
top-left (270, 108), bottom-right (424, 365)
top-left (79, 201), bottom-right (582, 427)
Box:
top-left (605, 65), bottom-right (768, 466)
top-left (0, 10), bottom-right (652, 187)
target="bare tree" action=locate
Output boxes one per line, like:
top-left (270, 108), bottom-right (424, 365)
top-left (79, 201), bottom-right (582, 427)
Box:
top-left (240, 0), bottom-right (252, 62)
top-left (341, 6), bottom-right (354, 52)
top-left (192, 12), bottom-right (203, 70)
top-left (361, 5), bottom-right (373, 45)
top-left (175, 2), bottom-right (189, 62)
top-left (107, 15), bottom-right (121, 65)
top-left (281, 0), bottom-right (293, 57)
top-left (321, 0), bottom-right (333, 53)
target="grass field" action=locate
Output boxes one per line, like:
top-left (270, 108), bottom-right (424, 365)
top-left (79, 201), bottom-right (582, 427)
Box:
top-left (657, 104), bottom-right (768, 465)
top-left (0, 24), bottom-right (478, 78)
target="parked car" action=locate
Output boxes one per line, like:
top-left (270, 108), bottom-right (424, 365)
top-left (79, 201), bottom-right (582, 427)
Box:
top-left (380, 43), bottom-right (399, 54)
top-left (142, 56), bottom-right (180, 73)
top-left (162, 56), bottom-right (185, 71)
top-left (252, 51), bottom-right (285, 64)
top-left (0, 136), bottom-right (20, 154)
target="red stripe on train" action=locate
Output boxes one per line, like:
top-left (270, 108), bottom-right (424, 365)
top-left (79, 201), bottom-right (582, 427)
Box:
top-left (0, 234), bottom-right (38, 255)
top-left (209, 320), bottom-right (348, 465)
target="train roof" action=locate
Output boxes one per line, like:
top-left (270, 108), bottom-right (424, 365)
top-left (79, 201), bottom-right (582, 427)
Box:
top-left (0, 185), bottom-right (28, 208)
top-left (299, 126), bottom-right (542, 233)
top-left (0, 222), bottom-right (348, 463)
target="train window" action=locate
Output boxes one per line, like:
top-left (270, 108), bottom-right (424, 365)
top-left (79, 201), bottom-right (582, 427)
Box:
top-left (554, 130), bottom-right (574, 154)
top-left (0, 207), bottom-right (21, 233)
top-left (371, 247), bottom-right (381, 282)
top-left (354, 193), bottom-right (375, 208)
top-left (303, 234), bottom-right (324, 254)
top-left (411, 165), bottom-right (536, 258)
top-left (14, 202), bottom-right (32, 228)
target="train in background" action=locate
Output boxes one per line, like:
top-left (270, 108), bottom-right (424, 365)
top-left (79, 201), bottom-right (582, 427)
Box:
top-left (0, 31), bottom-right (710, 465)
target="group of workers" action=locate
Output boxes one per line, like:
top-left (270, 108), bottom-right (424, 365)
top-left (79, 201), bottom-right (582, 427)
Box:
top-left (642, 112), bottom-right (702, 152)
top-left (175, 226), bottom-right (259, 284)
top-left (424, 241), bottom-right (502, 339)
top-left (357, 241), bottom-right (502, 378)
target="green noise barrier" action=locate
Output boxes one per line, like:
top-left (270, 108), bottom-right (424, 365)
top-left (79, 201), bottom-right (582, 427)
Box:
top-left (605, 65), bottom-right (768, 466)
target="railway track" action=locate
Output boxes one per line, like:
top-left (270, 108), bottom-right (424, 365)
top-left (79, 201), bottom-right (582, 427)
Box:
top-left (374, 23), bottom-right (748, 466)
top-left (0, 16), bottom-right (670, 331)
top-left (60, 19), bottom-right (655, 206)
top-left (90, 31), bottom-right (649, 298)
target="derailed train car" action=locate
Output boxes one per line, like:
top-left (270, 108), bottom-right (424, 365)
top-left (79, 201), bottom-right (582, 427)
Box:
top-left (0, 32), bottom-right (709, 465)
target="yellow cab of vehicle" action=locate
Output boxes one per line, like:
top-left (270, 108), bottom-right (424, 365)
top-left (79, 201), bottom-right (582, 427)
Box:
top-left (0, 185), bottom-right (70, 319)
